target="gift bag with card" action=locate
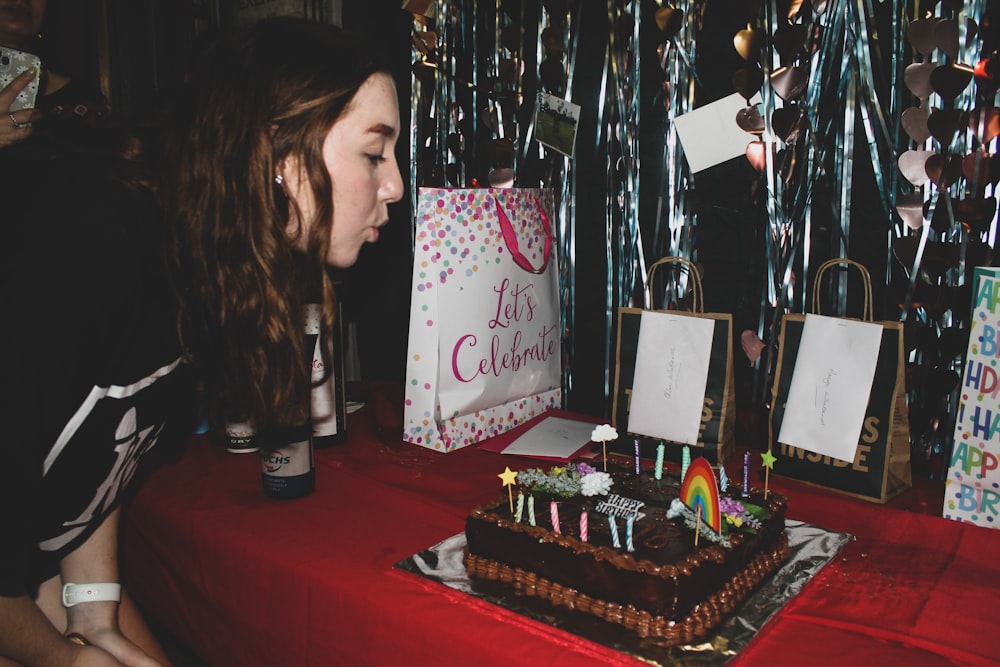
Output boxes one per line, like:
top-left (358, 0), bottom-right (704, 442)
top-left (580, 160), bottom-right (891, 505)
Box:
top-left (403, 188), bottom-right (562, 452)
top-left (769, 258), bottom-right (911, 502)
top-left (612, 257), bottom-right (736, 464)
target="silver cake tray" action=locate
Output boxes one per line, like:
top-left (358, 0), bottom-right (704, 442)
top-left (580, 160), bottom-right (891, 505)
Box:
top-left (396, 520), bottom-right (851, 666)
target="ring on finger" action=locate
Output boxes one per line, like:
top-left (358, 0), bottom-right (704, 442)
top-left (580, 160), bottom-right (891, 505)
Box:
top-left (8, 112), bottom-right (31, 130)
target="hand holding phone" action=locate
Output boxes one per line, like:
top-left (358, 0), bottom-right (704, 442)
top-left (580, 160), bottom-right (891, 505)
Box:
top-left (0, 46), bottom-right (42, 112)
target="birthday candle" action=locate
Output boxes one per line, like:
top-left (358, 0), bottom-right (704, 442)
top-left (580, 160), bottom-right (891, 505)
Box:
top-left (626, 515), bottom-right (635, 552)
top-left (514, 491), bottom-right (524, 523)
top-left (580, 509), bottom-right (588, 542)
top-left (719, 466), bottom-right (729, 493)
top-left (528, 494), bottom-right (536, 526)
top-left (742, 451), bottom-right (750, 497)
top-left (634, 438), bottom-right (641, 474)
top-left (608, 514), bottom-right (620, 549)
top-left (550, 501), bottom-right (560, 533)
top-left (681, 445), bottom-right (691, 481)
top-left (654, 442), bottom-right (665, 480)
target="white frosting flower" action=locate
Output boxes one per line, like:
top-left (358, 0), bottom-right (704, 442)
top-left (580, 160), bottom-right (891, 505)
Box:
top-left (590, 424), bottom-right (618, 442)
top-left (580, 472), bottom-right (612, 496)
top-left (666, 498), bottom-right (686, 519)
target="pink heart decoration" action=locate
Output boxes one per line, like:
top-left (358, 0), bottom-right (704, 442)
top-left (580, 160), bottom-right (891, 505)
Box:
top-left (907, 18), bottom-right (941, 55)
top-left (770, 65), bottom-right (809, 101)
top-left (898, 149), bottom-right (934, 185)
top-left (924, 153), bottom-right (963, 188)
top-left (745, 140), bottom-right (773, 172)
top-left (929, 63), bottom-right (974, 100)
top-left (968, 107), bottom-right (1000, 143)
top-left (732, 65), bottom-right (764, 100)
top-left (961, 151), bottom-right (1000, 186)
top-left (933, 18), bottom-right (978, 61)
top-left (901, 106), bottom-right (931, 144)
top-left (895, 191), bottom-right (926, 230)
top-left (735, 104), bottom-right (765, 135)
top-left (927, 107), bottom-right (968, 146)
top-left (903, 62), bottom-right (936, 99)
top-left (772, 105), bottom-right (806, 143)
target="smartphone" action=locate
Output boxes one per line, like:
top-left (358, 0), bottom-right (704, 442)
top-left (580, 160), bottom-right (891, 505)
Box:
top-left (0, 46), bottom-right (42, 112)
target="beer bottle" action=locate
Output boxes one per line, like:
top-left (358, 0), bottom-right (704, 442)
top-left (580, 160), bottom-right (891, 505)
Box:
top-left (259, 423), bottom-right (315, 499)
top-left (305, 301), bottom-right (347, 447)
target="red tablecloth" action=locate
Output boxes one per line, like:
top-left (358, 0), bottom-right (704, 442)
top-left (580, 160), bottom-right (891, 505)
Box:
top-left (121, 389), bottom-right (1000, 667)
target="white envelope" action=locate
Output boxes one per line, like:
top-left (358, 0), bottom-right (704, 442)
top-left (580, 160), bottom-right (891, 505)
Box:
top-left (777, 314), bottom-right (883, 463)
top-left (626, 311), bottom-right (714, 445)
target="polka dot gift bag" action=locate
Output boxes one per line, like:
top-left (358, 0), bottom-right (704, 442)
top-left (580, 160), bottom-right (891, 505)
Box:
top-left (403, 189), bottom-right (562, 452)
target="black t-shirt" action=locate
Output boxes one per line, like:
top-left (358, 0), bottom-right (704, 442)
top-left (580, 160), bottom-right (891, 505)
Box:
top-left (0, 149), bottom-right (192, 596)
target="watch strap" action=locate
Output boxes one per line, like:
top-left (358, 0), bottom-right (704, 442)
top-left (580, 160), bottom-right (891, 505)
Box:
top-left (61, 582), bottom-right (122, 607)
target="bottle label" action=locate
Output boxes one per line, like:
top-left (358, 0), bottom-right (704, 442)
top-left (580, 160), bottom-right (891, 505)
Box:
top-left (224, 418), bottom-right (258, 453)
top-left (260, 425), bottom-right (314, 498)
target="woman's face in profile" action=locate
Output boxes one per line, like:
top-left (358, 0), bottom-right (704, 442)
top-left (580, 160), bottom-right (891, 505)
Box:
top-left (283, 72), bottom-right (403, 268)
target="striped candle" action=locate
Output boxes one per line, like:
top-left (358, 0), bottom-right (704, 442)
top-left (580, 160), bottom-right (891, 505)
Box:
top-left (550, 501), bottom-right (560, 533)
top-left (528, 494), bottom-right (536, 526)
top-left (654, 442), bottom-right (665, 480)
top-left (680, 445), bottom-right (691, 482)
top-left (634, 438), bottom-right (641, 474)
top-left (626, 515), bottom-right (634, 552)
top-left (514, 491), bottom-right (524, 523)
top-left (742, 451), bottom-right (751, 497)
top-left (608, 514), bottom-right (620, 549)
top-left (580, 509), bottom-right (588, 542)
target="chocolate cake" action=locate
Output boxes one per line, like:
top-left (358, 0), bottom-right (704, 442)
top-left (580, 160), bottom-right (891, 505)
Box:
top-left (464, 464), bottom-right (788, 644)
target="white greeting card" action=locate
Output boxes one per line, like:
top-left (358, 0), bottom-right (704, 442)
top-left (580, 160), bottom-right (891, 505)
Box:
top-left (778, 314), bottom-right (883, 463)
top-left (627, 311), bottom-right (714, 445)
top-left (499, 416), bottom-right (596, 461)
top-left (674, 92), bottom-right (763, 173)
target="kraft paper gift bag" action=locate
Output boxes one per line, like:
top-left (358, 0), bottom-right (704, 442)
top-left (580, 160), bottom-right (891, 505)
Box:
top-left (403, 188), bottom-right (562, 452)
top-left (770, 258), bottom-right (912, 503)
top-left (612, 256), bottom-right (736, 465)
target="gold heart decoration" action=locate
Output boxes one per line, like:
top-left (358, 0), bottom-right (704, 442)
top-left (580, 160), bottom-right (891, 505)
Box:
top-left (655, 6), bottom-right (683, 38)
top-left (733, 27), bottom-right (762, 62)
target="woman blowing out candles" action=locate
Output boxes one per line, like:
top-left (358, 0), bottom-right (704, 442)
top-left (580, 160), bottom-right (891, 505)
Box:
top-left (0, 17), bottom-right (401, 666)
top-left (165, 16), bottom-right (403, 456)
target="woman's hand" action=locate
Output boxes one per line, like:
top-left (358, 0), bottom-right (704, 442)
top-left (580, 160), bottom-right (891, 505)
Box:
top-left (0, 70), bottom-right (41, 149)
top-left (68, 629), bottom-right (163, 667)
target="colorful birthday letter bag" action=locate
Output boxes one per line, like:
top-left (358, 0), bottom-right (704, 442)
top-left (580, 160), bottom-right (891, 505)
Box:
top-left (403, 188), bottom-right (562, 452)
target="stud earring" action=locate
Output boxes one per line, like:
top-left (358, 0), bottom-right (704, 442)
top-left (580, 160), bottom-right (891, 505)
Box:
top-left (274, 174), bottom-right (284, 185)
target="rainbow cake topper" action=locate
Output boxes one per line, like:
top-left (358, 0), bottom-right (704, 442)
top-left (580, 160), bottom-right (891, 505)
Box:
top-left (680, 457), bottom-right (722, 534)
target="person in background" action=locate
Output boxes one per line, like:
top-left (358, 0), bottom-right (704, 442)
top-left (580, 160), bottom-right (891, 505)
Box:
top-left (165, 18), bottom-right (403, 439)
top-left (0, 0), bottom-right (109, 150)
top-left (0, 57), bottom-right (189, 667)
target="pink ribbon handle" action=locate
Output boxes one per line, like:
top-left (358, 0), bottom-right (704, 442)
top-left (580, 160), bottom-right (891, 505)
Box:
top-left (493, 194), bottom-right (552, 274)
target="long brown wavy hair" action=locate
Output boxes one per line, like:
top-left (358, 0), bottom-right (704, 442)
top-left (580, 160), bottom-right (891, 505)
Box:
top-left (164, 18), bottom-right (388, 429)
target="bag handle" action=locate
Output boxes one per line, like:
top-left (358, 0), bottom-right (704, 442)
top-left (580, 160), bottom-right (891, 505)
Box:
top-left (493, 194), bottom-right (552, 274)
top-left (812, 258), bottom-right (873, 321)
top-left (645, 256), bottom-right (704, 313)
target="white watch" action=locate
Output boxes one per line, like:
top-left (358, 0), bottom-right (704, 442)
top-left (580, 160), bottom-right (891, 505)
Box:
top-left (61, 582), bottom-right (122, 607)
